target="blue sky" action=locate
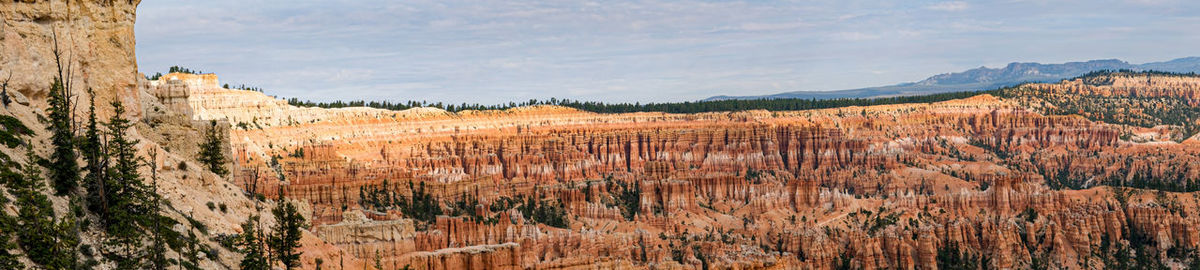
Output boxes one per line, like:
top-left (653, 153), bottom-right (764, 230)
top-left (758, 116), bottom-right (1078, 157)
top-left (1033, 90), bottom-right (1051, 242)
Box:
top-left (135, 0), bottom-right (1200, 104)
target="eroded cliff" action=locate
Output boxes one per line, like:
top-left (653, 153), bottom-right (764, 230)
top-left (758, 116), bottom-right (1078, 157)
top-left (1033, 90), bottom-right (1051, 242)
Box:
top-left (1, 0), bottom-right (141, 118)
top-left (1, 1), bottom-right (370, 269)
top-left (147, 71), bottom-right (1200, 269)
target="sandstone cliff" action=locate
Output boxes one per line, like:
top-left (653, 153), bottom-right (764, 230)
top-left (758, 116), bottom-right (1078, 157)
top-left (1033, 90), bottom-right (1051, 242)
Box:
top-left (149, 71), bottom-right (1200, 269)
top-left (1, 1), bottom-right (372, 269)
top-left (2, 0), bottom-right (141, 118)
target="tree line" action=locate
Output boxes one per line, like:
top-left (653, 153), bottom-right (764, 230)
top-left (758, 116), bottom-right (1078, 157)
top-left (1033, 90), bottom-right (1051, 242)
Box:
top-left (283, 70), bottom-right (1200, 115)
top-left (144, 65), bottom-right (207, 81)
top-left (167, 66), bottom-right (204, 75)
top-left (286, 90), bottom-right (995, 114)
top-left (223, 83), bottom-right (266, 93)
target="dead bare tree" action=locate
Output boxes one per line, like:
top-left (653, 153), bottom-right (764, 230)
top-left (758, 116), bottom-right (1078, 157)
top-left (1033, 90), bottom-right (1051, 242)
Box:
top-left (247, 165), bottom-right (262, 199)
top-left (0, 10), bottom-right (6, 107)
top-left (50, 1), bottom-right (81, 133)
top-left (2, 72), bottom-right (11, 107)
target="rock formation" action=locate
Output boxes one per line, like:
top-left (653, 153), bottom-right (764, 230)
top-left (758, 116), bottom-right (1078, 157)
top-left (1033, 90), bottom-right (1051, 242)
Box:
top-left (2, 1), bottom-right (370, 269)
top-left (7, 2), bottom-right (1199, 268)
top-left (142, 71), bottom-right (1200, 269)
top-left (1, 0), bottom-right (142, 118)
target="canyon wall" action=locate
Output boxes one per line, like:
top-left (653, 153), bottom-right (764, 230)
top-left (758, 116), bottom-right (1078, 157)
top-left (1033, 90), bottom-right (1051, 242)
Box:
top-left (1, 0), bottom-right (141, 118)
top-left (7, 2), bottom-right (1198, 268)
top-left (157, 72), bottom-right (1200, 269)
top-left (1, 2), bottom-right (371, 269)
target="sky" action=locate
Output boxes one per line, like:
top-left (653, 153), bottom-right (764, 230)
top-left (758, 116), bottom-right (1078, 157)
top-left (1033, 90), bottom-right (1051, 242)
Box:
top-left (135, 0), bottom-right (1200, 105)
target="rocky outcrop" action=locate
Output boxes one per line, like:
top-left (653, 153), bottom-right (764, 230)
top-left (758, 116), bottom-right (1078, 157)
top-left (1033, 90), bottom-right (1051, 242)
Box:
top-left (0, 2), bottom-right (383, 268)
top-left (157, 70), bottom-right (1200, 269)
top-left (1, 0), bottom-right (142, 118)
top-left (1034, 73), bottom-right (1200, 105)
top-left (7, 2), bottom-right (1199, 268)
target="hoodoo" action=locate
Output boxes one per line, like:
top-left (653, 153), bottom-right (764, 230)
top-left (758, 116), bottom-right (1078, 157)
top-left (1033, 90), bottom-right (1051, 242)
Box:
top-left (4, 1), bottom-right (1200, 269)
top-left (135, 71), bottom-right (1200, 269)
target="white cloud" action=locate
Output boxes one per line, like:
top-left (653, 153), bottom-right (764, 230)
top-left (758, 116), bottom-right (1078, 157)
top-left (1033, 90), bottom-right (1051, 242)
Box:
top-left (736, 21), bottom-right (814, 32)
top-left (828, 31), bottom-right (882, 41)
top-left (926, 1), bottom-right (969, 11)
top-left (134, 0), bottom-right (1200, 104)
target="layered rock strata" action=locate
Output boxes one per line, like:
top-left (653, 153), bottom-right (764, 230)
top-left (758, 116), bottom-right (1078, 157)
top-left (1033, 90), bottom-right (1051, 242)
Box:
top-left (1, 0), bottom-right (142, 118)
top-left (152, 72), bottom-right (1200, 269)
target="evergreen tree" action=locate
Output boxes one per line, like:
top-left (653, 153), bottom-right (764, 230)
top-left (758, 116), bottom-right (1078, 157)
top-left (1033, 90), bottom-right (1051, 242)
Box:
top-left (937, 241), bottom-right (984, 270)
top-left (285, 89), bottom-right (993, 114)
top-left (46, 78), bottom-right (79, 195)
top-left (197, 120), bottom-right (228, 176)
top-left (12, 146), bottom-right (77, 269)
top-left (269, 187), bottom-right (305, 269)
top-left (0, 117), bottom-right (25, 269)
top-left (0, 201), bottom-right (21, 270)
top-left (51, 213), bottom-right (81, 270)
top-left (238, 216), bottom-right (270, 270)
top-left (81, 90), bottom-right (108, 215)
top-left (1189, 249), bottom-right (1200, 270)
top-left (0, 221), bottom-right (20, 270)
top-left (100, 101), bottom-right (155, 268)
top-left (145, 151), bottom-right (178, 270)
top-left (398, 181), bottom-right (442, 225)
top-left (179, 228), bottom-right (203, 270)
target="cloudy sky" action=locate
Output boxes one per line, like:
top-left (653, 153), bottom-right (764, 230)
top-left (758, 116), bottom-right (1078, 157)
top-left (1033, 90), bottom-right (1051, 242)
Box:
top-left (135, 0), bottom-right (1200, 104)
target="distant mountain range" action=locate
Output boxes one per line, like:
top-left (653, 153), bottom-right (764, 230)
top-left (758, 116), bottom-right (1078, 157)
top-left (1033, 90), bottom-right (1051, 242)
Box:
top-left (705, 57), bottom-right (1200, 101)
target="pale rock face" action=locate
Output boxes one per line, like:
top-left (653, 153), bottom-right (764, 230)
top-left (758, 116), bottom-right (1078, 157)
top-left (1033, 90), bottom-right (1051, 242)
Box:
top-left (139, 74), bottom-right (376, 270)
top-left (1, 0), bottom-right (141, 119)
top-left (1, 2), bottom-right (377, 269)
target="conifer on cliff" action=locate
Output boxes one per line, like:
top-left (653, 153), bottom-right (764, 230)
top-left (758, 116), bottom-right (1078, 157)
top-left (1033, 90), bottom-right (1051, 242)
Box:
top-left (198, 120), bottom-right (229, 177)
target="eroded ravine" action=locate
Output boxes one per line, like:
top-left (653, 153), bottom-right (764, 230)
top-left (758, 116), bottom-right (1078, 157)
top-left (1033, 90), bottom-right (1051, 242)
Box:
top-left (145, 71), bottom-right (1200, 269)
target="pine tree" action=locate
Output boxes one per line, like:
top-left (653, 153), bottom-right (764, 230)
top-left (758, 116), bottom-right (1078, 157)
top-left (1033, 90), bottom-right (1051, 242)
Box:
top-left (100, 101), bottom-right (154, 268)
top-left (12, 146), bottom-right (76, 269)
top-left (269, 187), bottom-right (305, 269)
top-left (179, 227), bottom-right (203, 270)
top-left (0, 117), bottom-right (26, 269)
top-left (0, 222), bottom-right (20, 270)
top-left (51, 212), bottom-right (80, 270)
top-left (46, 78), bottom-right (79, 195)
top-left (238, 215), bottom-right (270, 270)
top-left (145, 151), bottom-right (176, 270)
top-left (81, 89), bottom-right (108, 215)
top-left (197, 120), bottom-right (228, 176)
top-left (0, 202), bottom-right (20, 269)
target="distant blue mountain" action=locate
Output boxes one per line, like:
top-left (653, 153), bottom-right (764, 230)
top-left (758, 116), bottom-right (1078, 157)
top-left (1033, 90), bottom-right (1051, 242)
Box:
top-left (705, 57), bottom-right (1200, 101)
